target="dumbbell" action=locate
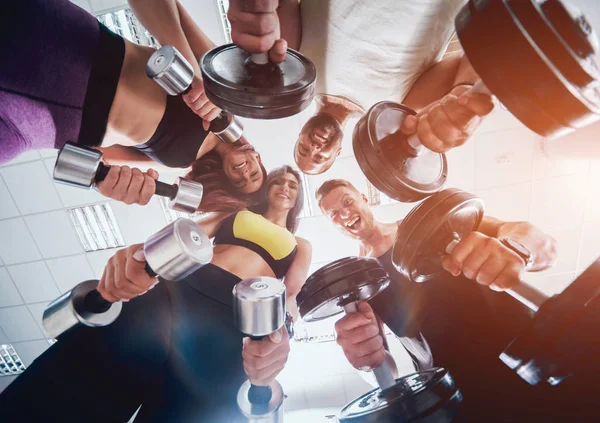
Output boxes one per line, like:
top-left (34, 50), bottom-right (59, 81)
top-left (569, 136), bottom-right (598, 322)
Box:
top-left (390, 188), bottom-right (600, 386)
top-left (200, 44), bottom-right (316, 120)
top-left (43, 218), bottom-right (212, 339)
top-left (233, 277), bottom-right (286, 422)
top-left (354, 0), bottom-right (600, 204)
top-left (53, 142), bottom-right (204, 214)
top-left (297, 258), bottom-right (463, 422)
top-left (146, 45), bottom-right (243, 144)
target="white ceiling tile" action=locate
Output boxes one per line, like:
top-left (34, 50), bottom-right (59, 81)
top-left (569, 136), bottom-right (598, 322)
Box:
top-left (70, 0), bottom-right (92, 12)
top-left (0, 268), bottom-right (24, 307)
top-left (372, 201), bottom-right (421, 225)
top-left (0, 375), bottom-right (17, 393)
top-left (282, 390), bottom-right (308, 411)
top-left (533, 139), bottom-right (590, 180)
top-left (577, 220), bottom-right (600, 273)
top-left (46, 254), bottom-right (95, 293)
top-left (0, 218), bottom-right (42, 265)
top-left (342, 372), bottom-right (374, 404)
top-left (0, 305), bottom-right (45, 342)
top-left (523, 272), bottom-right (576, 297)
top-left (89, 0), bottom-right (127, 14)
top-left (110, 198), bottom-right (168, 245)
top-left (0, 327), bottom-right (8, 344)
top-left (529, 173), bottom-right (589, 231)
top-left (27, 302), bottom-right (50, 338)
top-left (87, 248), bottom-right (120, 279)
top-left (0, 161), bottom-right (63, 215)
top-left (583, 168), bottom-right (600, 224)
top-left (25, 211), bottom-right (84, 258)
top-left (475, 183), bottom-right (531, 223)
top-left (535, 227), bottom-right (582, 275)
top-left (7, 262), bottom-right (60, 303)
top-left (296, 216), bottom-right (359, 263)
top-left (444, 140), bottom-right (476, 192)
top-left (475, 104), bottom-right (527, 135)
top-left (43, 158), bottom-right (107, 207)
top-left (38, 148), bottom-right (58, 158)
top-left (0, 176), bottom-right (20, 219)
top-left (0, 150), bottom-right (40, 167)
top-left (12, 340), bottom-right (50, 367)
top-left (304, 374), bottom-right (347, 409)
top-left (474, 128), bottom-right (537, 190)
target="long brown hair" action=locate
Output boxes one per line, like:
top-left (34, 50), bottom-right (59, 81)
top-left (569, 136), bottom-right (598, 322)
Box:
top-left (251, 165), bottom-right (305, 234)
top-left (185, 143), bottom-right (267, 213)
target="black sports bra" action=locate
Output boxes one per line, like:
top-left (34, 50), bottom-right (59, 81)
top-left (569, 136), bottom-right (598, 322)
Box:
top-left (213, 211), bottom-right (297, 279)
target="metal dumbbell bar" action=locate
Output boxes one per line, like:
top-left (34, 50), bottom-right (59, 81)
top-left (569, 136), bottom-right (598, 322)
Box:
top-left (146, 45), bottom-right (243, 143)
top-left (43, 218), bottom-right (212, 339)
top-left (233, 277), bottom-right (287, 423)
top-left (53, 142), bottom-right (204, 214)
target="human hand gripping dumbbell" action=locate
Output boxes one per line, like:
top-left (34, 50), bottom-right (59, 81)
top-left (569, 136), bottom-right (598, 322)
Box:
top-left (146, 45), bottom-right (243, 142)
top-left (233, 277), bottom-right (290, 422)
top-left (53, 142), bottom-right (204, 213)
top-left (42, 218), bottom-right (212, 339)
top-left (297, 258), bottom-right (463, 422)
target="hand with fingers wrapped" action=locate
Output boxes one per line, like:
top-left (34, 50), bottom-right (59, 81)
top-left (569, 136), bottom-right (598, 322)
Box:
top-left (334, 302), bottom-right (397, 374)
top-left (97, 244), bottom-right (158, 303)
top-left (96, 165), bottom-right (158, 206)
top-left (228, 0), bottom-right (288, 63)
top-left (181, 73), bottom-right (222, 130)
top-left (242, 327), bottom-right (291, 386)
top-left (442, 232), bottom-right (527, 291)
top-left (400, 84), bottom-right (495, 153)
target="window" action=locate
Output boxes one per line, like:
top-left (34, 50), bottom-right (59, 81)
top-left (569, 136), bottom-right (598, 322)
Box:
top-left (0, 345), bottom-right (26, 376)
top-left (96, 8), bottom-right (159, 48)
top-left (216, 0), bottom-right (233, 43)
top-left (68, 203), bottom-right (125, 252)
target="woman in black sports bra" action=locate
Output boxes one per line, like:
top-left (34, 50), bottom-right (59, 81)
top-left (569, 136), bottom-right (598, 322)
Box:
top-left (1, 0), bottom-right (266, 212)
top-left (0, 166), bottom-right (312, 423)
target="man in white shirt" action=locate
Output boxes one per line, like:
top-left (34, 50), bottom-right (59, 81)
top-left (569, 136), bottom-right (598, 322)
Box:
top-left (227, 0), bottom-right (494, 174)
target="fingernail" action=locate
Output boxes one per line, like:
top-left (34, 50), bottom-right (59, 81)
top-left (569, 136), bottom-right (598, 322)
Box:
top-left (243, 337), bottom-right (249, 345)
top-left (276, 40), bottom-right (287, 55)
top-left (132, 249), bottom-right (145, 262)
top-left (403, 115), bottom-right (416, 129)
top-left (272, 330), bottom-right (282, 343)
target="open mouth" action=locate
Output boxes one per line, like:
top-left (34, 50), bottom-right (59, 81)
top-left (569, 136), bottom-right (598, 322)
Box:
top-left (234, 161), bottom-right (247, 170)
top-left (276, 193), bottom-right (290, 200)
top-left (346, 216), bottom-right (361, 231)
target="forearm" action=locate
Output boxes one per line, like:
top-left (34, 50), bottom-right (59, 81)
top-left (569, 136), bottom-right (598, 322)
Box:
top-left (403, 52), bottom-right (480, 111)
top-left (128, 0), bottom-right (199, 71)
top-left (278, 0), bottom-right (302, 50)
top-left (478, 216), bottom-right (558, 272)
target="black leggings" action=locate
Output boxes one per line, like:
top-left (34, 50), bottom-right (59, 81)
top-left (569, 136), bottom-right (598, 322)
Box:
top-left (0, 265), bottom-right (247, 423)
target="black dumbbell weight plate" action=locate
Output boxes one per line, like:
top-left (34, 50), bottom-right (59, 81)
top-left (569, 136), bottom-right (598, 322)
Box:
top-left (353, 102), bottom-right (447, 203)
top-left (298, 257), bottom-right (389, 323)
top-left (201, 44), bottom-right (316, 119)
top-left (339, 368), bottom-right (462, 423)
top-left (456, 0), bottom-right (600, 138)
top-left (392, 189), bottom-right (484, 283)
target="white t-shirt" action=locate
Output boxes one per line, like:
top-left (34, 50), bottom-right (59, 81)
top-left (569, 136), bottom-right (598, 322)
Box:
top-left (299, 0), bottom-right (468, 109)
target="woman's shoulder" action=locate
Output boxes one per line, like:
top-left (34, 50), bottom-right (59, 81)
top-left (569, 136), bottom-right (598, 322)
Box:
top-left (294, 236), bottom-right (312, 250)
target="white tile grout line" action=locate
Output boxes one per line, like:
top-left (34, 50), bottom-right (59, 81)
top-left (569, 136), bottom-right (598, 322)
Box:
top-left (3, 264), bottom-right (27, 307)
top-left (0, 152), bottom-right (42, 169)
top-left (574, 165), bottom-right (593, 273)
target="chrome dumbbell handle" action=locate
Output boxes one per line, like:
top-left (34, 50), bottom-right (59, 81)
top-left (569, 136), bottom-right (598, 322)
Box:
top-left (343, 302), bottom-right (396, 390)
top-left (147, 45), bottom-right (243, 144)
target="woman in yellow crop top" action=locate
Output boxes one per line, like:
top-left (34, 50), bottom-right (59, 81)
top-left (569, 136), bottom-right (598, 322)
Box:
top-left (2, 166), bottom-right (312, 423)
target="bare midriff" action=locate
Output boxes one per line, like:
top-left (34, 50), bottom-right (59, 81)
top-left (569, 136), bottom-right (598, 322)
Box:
top-left (103, 39), bottom-right (167, 147)
top-left (211, 245), bottom-right (277, 280)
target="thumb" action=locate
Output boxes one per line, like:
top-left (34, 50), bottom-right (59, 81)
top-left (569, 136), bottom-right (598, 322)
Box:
top-left (269, 39), bottom-right (287, 63)
top-left (132, 248), bottom-right (146, 263)
top-left (147, 169), bottom-right (159, 180)
top-left (357, 301), bottom-right (375, 321)
top-left (269, 329), bottom-right (282, 344)
top-left (400, 115), bottom-right (417, 134)
top-left (202, 119), bottom-right (210, 131)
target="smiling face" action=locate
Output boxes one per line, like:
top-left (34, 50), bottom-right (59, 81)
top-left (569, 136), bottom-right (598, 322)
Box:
top-left (319, 186), bottom-right (375, 240)
top-left (294, 113), bottom-right (343, 174)
top-left (222, 149), bottom-right (264, 194)
top-left (267, 172), bottom-right (300, 211)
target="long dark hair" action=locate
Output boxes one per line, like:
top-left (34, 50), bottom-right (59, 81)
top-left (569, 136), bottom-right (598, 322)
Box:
top-left (185, 142), bottom-right (267, 213)
top-left (251, 165), bottom-right (304, 234)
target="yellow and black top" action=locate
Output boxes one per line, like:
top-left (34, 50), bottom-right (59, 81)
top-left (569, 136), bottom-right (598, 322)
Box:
top-left (213, 211), bottom-right (298, 279)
